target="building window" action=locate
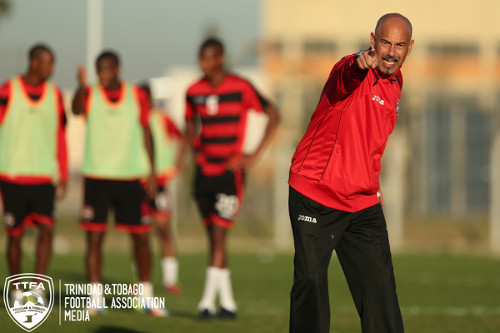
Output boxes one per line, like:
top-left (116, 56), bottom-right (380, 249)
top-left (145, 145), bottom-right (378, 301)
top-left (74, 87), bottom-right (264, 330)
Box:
top-left (427, 43), bottom-right (479, 56)
top-left (303, 39), bottom-right (337, 54)
top-left (423, 94), bottom-right (490, 215)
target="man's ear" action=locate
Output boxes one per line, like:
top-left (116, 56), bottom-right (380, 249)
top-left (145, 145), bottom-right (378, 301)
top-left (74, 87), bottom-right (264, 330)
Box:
top-left (407, 39), bottom-right (414, 55)
top-left (218, 54), bottom-right (226, 67)
top-left (370, 32), bottom-right (376, 50)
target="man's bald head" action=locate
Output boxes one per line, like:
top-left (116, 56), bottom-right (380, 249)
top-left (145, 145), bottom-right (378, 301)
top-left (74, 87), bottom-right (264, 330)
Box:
top-left (375, 13), bottom-right (412, 40)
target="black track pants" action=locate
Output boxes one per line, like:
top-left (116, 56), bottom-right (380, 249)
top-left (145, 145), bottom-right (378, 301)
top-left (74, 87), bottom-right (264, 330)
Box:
top-left (288, 187), bottom-right (404, 333)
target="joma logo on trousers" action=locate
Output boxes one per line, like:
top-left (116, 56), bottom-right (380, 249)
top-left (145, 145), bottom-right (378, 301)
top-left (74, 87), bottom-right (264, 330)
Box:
top-left (298, 215), bottom-right (317, 223)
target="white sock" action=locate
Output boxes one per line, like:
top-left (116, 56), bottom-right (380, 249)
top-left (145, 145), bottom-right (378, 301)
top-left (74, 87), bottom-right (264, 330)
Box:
top-left (197, 267), bottom-right (220, 313)
top-left (219, 268), bottom-right (237, 312)
top-left (88, 283), bottom-right (103, 309)
top-left (162, 257), bottom-right (179, 286)
top-left (140, 281), bottom-right (153, 298)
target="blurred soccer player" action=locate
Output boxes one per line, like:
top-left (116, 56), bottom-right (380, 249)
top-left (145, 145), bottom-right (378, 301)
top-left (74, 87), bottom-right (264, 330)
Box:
top-left (140, 83), bottom-right (186, 295)
top-left (0, 44), bottom-right (68, 287)
top-left (288, 13), bottom-right (414, 333)
top-left (72, 51), bottom-right (166, 317)
top-left (185, 37), bottom-right (279, 319)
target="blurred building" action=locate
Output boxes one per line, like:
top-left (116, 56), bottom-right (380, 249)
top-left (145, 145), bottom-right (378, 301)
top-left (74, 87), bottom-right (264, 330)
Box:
top-left (260, 0), bottom-right (500, 218)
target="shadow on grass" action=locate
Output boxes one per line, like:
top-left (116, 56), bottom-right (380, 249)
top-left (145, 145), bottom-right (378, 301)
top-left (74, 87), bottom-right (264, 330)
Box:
top-left (93, 326), bottom-right (147, 333)
top-left (169, 309), bottom-right (199, 320)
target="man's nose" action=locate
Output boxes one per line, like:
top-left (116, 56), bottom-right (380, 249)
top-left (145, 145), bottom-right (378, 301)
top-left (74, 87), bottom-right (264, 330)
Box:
top-left (387, 44), bottom-right (396, 57)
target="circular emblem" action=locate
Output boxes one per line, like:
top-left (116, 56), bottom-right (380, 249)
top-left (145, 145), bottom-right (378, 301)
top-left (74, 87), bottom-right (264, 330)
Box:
top-left (206, 95), bottom-right (219, 116)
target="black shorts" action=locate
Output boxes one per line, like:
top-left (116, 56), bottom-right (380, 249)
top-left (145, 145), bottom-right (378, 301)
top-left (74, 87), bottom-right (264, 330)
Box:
top-left (194, 167), bottom-right (245, 228)
top-left (80, 178), bottom-right (151, 233)
top-left (0, 181), bottom-right (55, 237)
top-left (143, 184), bottom-right (173, 222)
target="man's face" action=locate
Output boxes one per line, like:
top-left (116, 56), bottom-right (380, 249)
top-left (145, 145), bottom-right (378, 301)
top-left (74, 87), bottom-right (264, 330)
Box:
top-left (370, 18), bottom-right (414, 76)
top-left (97, 58), bottom-right (120, 88)
top-left (32, 51), bottom-right (54, 81)
top-left (199, 46), bottom-right (224, 79)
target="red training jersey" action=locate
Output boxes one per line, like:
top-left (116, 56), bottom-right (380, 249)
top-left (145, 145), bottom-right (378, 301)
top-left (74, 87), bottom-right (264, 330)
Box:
top-left (185, 73), bottom-right (264, 176)
top-left (158, 112), bottom-right (183, 185)
top-left (163, 113), bottom-right (182, 140)
top-left (0, 76), bottom-right (68, 184)
top-left (289, 54), bottom-right (403, 212)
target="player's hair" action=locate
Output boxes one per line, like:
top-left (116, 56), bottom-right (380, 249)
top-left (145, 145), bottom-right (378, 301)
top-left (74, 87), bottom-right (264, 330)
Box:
top-left (199, 37), bottom-right (224, 55)
top-left (28, 43), bottom-right (53, 60)
top-left (96, 51), bottom-right (120, 67)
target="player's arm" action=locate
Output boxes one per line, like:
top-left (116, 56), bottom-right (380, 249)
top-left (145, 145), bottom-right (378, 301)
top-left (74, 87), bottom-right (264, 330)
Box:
top-left (253, 98), bottom-right (279, 158)
top-left (229, 89), bottom-right (280, 170)
top-left (324, 47), bottom-right (376, 103)
top-left (143, 125), bottom-right (156, 197)
top-left (0, 80), bottom-right (11, 125)
top-left (185, 119), bottom-right (197, 152)
top-left (184, 93), bottom-right (199, 160)
top-left (71, 66), bottom-right (87, 115)
top-left (55, 86), bottom-right (69, 199)
top-left (165, 116), bottom-right (189, 174)
top-left (239, 99), bottom-right (279, 170)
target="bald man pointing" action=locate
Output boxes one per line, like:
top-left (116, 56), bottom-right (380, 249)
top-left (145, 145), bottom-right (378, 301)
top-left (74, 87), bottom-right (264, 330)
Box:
top-left (288, 13), bottom-right (413, 333)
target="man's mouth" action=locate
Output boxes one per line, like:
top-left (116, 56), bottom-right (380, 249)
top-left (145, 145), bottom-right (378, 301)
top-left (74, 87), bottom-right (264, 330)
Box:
top-left (382, 56), bottom-right (399, 66)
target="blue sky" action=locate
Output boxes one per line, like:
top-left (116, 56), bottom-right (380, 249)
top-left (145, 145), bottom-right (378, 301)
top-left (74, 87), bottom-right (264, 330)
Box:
top-left (0, 0), bottom-right (260, 88)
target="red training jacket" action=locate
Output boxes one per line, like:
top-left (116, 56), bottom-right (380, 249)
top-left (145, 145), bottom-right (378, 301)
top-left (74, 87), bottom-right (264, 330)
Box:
top-left (288, 54), bottom-right (403, 212)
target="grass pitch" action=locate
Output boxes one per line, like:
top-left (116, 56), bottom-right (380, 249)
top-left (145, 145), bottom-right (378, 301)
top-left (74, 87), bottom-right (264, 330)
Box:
top-left (1, 251), bottom-right (499, 333)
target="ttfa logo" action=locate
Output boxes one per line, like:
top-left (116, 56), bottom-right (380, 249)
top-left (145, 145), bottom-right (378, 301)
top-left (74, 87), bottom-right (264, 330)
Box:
top-left (3, 273), bottom-right (54, 332)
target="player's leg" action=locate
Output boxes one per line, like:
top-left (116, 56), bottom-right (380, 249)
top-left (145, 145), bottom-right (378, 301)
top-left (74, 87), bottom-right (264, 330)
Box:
top-left (194, 170), bottom-right (219, 318)
top-left (6, 233), bottom-right (23, 304)
top-left (335, 204), bottom-right (404, 333)
top-left (86, 231), bottom-right (106, 283)
top-left (35, 223), bottom-right (53, 275)
top-left (79, 178), bottom-right (110, 315)
top-left (130, 231), bottom-right (152, 281)
top-left (31, 183), bottom-right (56, 275)
top-left (288, 186), bottom-right (350, 333)
top-left (84, 230), bottom-right (106, 315)
top-left (208, 169), bottom-right (243, 319)
top-left (153, 185), bottom-right (180, 294)
top-left (115, 180), bottom-right (166, 316)
top-left (209, 223), bottom-right (237, 319)
top-left (130, 222), bottom-right (167, 317)
top-left (80, 179), bottom-right (109, 282)
top-left (156, 217), bottom-right (176, 257)
top-left (195, 168), bottom-right (240, 318)
top-left (1, 181), bottom-right (31, 276)
top-left (114, 180), bottom-right (153, 282)
top-left (7, 235), bottom-right (22, 275)
top-left (209, 223), bottom-right (228, 268)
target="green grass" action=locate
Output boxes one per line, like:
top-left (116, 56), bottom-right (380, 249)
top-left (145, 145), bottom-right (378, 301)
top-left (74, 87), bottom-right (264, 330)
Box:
top-left (1, 252), bottom-right (500, 333)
